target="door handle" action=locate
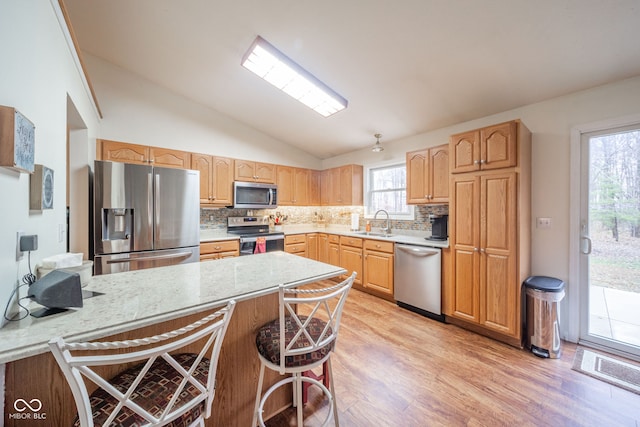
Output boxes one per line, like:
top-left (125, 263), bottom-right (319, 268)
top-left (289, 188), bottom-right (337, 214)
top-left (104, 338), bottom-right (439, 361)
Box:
top-left (581, 236), bottom-right (592, 255)
top-left (106, 251), bottom-right (192, 264)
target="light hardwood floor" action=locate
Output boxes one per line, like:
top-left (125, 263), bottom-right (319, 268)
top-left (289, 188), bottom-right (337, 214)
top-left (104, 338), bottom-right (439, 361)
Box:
top-left (265, 285), bottom-right (640, 427)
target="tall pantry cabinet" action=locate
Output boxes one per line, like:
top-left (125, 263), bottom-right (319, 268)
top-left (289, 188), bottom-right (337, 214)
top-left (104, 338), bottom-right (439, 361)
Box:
top-left (446, 120), bottom-right (531, 347)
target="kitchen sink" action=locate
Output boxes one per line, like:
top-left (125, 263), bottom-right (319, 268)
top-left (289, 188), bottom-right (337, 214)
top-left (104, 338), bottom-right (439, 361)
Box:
top-left (353, 231), bottom-right (394, 238)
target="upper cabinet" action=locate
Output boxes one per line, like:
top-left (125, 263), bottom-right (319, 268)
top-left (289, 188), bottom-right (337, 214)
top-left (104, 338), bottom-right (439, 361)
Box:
top-left (324, 164), bottom-right (363, 206)
top-left (277, 166), bottom-right (310, 206)
top-left (450, 121), bottom-right (517, 174)
top-left (308, 170), bottom-right (321, 206)
top-left (406, 143), bottom-right (449, 204)
top-left (98, 139), bottom-right (190, 169)
top-left (234, 159), bottom-right (276, 183)
top-left (191, 154), bottom-right (234, 206)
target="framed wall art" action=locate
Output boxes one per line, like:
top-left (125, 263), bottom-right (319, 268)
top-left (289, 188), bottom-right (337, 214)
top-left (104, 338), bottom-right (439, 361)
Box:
top-left (30, 164), bottom-right (54, 210)
top-left (0, 105), bottom-right (35, 173)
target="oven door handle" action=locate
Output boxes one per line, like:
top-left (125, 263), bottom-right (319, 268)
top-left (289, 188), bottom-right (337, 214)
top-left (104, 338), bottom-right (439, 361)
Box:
top-left (240, 235), bottom-right (284, 243)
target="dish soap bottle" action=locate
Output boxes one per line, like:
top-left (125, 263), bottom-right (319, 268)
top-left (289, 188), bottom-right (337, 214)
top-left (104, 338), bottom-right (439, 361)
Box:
top-left (365, 221), bottom-right (371, 233)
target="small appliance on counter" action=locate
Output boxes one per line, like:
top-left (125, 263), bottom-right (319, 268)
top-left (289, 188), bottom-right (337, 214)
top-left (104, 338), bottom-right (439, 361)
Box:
top-left (426, 214), bottom-right (448, 241)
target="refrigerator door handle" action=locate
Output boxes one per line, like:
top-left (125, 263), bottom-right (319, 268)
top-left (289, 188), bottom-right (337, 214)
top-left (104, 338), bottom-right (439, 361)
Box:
top-left (106, 251), bottom-right (193, 264)
top-left (147, 171), bottom-right (154, 245)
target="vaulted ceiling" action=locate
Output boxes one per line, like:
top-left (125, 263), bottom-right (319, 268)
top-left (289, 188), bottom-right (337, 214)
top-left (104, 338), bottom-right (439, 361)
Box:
top-left (64, 0), bottom-right (640, 159)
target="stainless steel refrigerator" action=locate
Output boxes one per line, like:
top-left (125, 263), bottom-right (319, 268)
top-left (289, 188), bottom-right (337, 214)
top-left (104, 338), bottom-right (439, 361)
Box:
top-left (93, 160), bottom-right (200, 275)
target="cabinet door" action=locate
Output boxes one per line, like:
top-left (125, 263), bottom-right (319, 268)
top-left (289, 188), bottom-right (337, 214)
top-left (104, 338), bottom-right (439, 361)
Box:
top-left (293, 168), bottom-right (310, 205)
top-left (450, 131), bottom-right (480, 174)
top-left (320, 170), bottom-right (331, 206)
top-left (328, 242), bottom-right (340, 267)
top-left (276, 166), bottom-right (295, 205)
top-left (317, 234), bottom-right (329, 263)
top-left (450, 174), bottom-right (481, 322)
top-left (479, 172), bottom-right (518, 336)
top-left (330, 167), bottom-right (342, 205)
top-left (100, 140), bottom-right (149, 164)
top-left (191, 153), bottom-right (213, 203)
top-left (406, 149), bottom-right (429, 204)
top-left (429, 145), bottom-right (449, 203)
top-left (309, 170), bottom-right (322, 206)
top-left (480, 121), bottom-right (517, 171)
top-left (254, 162), bottom-right (276, 183)
top-left (363, 249), bottom-right (394, 297)
top-left (150, 147), bottom-right (190, 169)
top-left (340, 246), bottom-right (363, 286)
top-left (234, 159), bottom-right (256, 181)
top-left (212, 156), bottom-right (234, 205)
top-left (307, 234), bottom-right (318, 260)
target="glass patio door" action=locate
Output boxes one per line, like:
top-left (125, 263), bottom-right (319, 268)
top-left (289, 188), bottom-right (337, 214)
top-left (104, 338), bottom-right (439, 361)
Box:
top-left (579, 125), bottom-right (640, 359)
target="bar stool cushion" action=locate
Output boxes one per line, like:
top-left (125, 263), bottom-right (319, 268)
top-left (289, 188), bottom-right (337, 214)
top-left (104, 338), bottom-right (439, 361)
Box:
top-left (72, 353), bottom-right (208, 427)
top-left (256, 315), bottom-right (334, 368)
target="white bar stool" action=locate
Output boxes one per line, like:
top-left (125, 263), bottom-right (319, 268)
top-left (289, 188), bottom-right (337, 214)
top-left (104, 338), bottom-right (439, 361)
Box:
top-left (49, 300), bottom-right (235, 427)
top-left (252, 273), bottom-right (355, 427)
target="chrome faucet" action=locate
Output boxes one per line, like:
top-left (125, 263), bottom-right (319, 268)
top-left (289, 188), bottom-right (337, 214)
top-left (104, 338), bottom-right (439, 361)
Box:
top-left (373, 209), bottom-right (391, 235)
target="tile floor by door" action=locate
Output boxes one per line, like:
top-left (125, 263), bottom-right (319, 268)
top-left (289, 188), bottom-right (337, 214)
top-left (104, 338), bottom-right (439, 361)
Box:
top-left (590, 286), bottom-right (640, 348)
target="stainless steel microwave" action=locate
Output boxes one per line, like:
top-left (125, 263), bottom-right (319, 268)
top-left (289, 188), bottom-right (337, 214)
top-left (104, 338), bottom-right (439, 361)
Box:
top-left (233, 181), bottom-right (278, 209)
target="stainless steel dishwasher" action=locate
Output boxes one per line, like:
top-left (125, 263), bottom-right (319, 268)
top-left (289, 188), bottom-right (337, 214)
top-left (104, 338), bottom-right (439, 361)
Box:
top-left (394, 244), bottom-right (443, 321)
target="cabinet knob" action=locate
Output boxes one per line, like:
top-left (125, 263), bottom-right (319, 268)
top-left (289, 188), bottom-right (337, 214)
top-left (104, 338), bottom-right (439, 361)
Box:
top-left (473, 247), bottom-right (479, 252)
top-left (480, 159), bottom-right (486, 164)
top-left (480, 248), bottom-right (485, 253)
top-left (474, 160), bottom-right (479, 165)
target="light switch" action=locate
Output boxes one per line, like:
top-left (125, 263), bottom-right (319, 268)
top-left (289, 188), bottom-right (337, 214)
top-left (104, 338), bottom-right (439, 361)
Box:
top-left (537, 217), bottom-right (552, 229)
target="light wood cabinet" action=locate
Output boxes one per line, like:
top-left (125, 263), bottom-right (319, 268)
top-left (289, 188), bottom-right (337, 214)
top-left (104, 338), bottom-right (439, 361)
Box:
top-left (98, 140), bottom-right (190, 169)
top-left (276, 166), bottom-right (309, 205)
top-left (234, 159), bottom-right (276, 183)
top-left (306, 233), bottom-right (318, 260)
top-left (316, 233), bottom-right (329, 263)
top-left (328, 234), bottom-right (341, 268)
top-left (150, 147), bottom-right (191, 169)
top-left (406, 144), bottom-right (449, 204)
top-left (447, 119), bottom-right (531, 347)
top-left (450, 121), bottom-right (518, 174)
top-left (309, 170), bottom-right (322, 206)
top-left (200, 240), bottom-right (239, 261)
top-left (322, 164), bottom-right (363, 206)
top-left (191, 154), bottom-right (233, 206)
top-left (363, 239), bottom-right (395, 300)
top-left (339, 236), bottom-right (363, 288)
top-left (99, 139), bottom-right (148, 165)
top-left (284, 234), bottom-right (307, 257)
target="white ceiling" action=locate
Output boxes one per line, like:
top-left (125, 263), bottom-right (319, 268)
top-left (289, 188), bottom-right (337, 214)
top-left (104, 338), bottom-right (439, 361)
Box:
top-left (64, 0), bottom-right (640, 159)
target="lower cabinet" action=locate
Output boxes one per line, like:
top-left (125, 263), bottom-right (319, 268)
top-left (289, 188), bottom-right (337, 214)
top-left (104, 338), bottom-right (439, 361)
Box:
top-left (363, 239), bottom-right (394, 301)
top-left (339, 236), bottom-right (363, 288)
top-left (328, 234), bottom-right (340, 266)
top-left (285, 234), bottom-right (307, 257)
top-left (200, 240), bottom-right (239, 261)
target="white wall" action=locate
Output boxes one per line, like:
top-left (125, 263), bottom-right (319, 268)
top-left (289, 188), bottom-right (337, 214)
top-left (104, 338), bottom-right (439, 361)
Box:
top-left (85, 55), bottom-right (323, 170)
top-left (323, 75), bottom-right (640, 338)
top-left (0, 1), bottom-right (100, 325)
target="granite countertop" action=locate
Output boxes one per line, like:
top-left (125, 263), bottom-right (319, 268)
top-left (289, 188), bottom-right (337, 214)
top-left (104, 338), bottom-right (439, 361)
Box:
top-left (0, 252), bottom-right (345, 364)
top-left (278, 225), bottom-right (450, 249)
top-left (200, 225), bottom-right (449, 248)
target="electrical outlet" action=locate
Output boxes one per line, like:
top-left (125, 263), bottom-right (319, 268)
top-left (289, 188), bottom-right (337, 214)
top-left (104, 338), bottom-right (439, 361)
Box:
top-left (58, 223), bottom-right (66, 243)
top-left (16, 230), bottom-right (25, 261)
top-left (537, 217), bottom-right (552, 229)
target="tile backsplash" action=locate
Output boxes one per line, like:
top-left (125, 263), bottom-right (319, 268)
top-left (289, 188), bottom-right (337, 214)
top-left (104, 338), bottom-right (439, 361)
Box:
top-left (200, 205), bottom-right (448, 233)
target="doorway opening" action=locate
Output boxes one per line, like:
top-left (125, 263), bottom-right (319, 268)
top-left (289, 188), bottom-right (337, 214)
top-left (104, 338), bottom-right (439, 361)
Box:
top-left (579, 124), bottom-right (640, 359)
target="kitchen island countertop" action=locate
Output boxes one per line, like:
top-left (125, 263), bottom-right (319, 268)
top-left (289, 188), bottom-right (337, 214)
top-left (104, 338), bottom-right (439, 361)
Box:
top-left (0, 252), bottom-right (345, 364)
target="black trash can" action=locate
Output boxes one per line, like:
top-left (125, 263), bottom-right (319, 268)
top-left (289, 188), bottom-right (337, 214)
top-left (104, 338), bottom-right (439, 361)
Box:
top-left (523, 276), bottom-right (565, 358)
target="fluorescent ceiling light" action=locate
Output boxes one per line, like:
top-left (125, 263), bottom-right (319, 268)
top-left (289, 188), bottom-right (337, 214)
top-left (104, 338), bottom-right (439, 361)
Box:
top-left (242, 36), bottom-right (348, 117)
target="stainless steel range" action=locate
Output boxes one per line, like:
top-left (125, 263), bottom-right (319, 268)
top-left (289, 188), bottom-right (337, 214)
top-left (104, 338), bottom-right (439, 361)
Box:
top-left (227, 216), bottom-right (284, 256)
